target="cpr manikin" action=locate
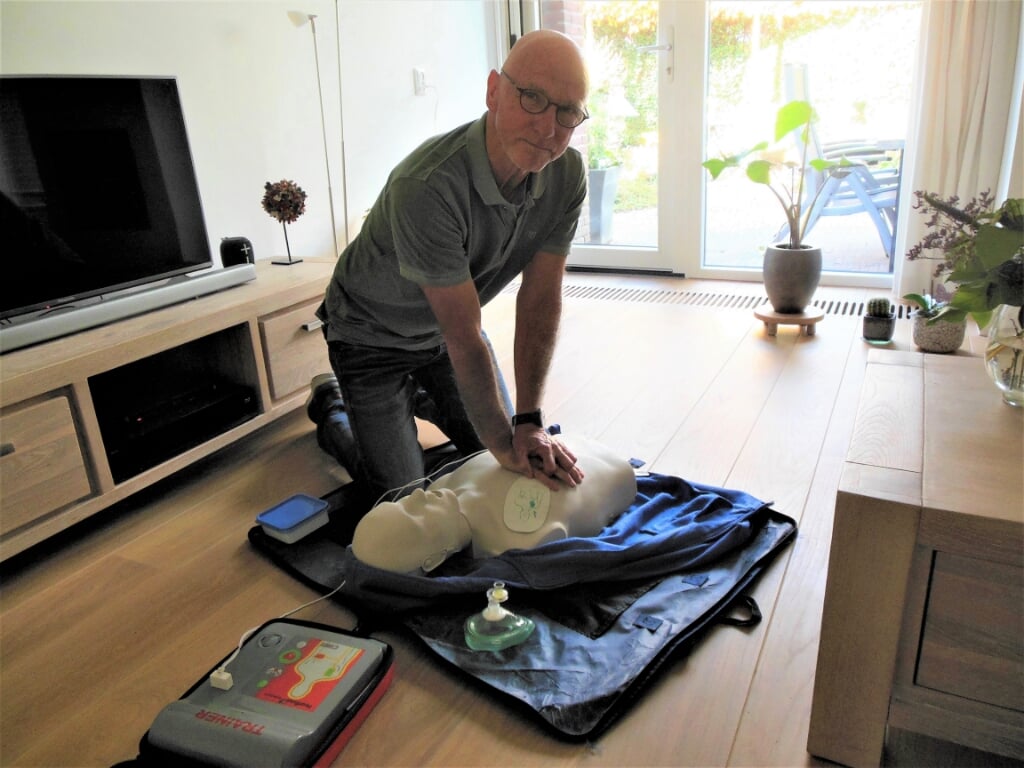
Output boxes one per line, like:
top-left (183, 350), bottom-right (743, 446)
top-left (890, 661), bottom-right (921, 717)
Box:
top-left (351, 435), bottom-right (638, 574)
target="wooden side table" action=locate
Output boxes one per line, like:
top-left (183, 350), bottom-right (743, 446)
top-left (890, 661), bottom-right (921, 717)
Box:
top-left (807, 350), bottom-right (1024, 767)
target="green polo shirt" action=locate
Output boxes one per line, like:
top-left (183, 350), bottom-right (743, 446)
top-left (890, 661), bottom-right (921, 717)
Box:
top-left (319, 114), bottom-right (586, 350)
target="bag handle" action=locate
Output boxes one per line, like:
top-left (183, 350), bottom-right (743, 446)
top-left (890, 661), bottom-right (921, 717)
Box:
top-left (718, 595), bottom-right (762, 628)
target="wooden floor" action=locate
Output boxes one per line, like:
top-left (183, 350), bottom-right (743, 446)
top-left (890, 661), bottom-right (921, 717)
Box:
top-left (0, 272), bottom-right (995, 767)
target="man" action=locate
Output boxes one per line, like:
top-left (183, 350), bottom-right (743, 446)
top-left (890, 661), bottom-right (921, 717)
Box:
top-left (350, 434), bottom-right (637, 574)
top-left (311, 30), bottom-right (590, 502)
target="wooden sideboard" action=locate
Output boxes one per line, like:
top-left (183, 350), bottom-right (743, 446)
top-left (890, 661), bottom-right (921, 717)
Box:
top-left (0, 259), bottom-right (335, 561)
top-left (807, 350), bottom-right (1024, 766)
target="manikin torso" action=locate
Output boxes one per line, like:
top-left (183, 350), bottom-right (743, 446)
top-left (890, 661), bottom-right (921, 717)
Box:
top-left (351, 435), bottom-right (637, 573)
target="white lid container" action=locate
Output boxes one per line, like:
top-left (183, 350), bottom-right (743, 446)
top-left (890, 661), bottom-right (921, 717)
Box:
top-left (257, 494), bottom-right (329, 544)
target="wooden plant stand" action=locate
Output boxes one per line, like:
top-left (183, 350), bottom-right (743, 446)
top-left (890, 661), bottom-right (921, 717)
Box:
top-left (754, 306), bottom-right (825, 336)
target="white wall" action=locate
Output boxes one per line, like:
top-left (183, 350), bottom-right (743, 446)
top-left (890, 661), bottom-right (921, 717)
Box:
top-left (338, 0), bottom-right (498, 231)
top-left (0, 0), bottom-right (496, 265)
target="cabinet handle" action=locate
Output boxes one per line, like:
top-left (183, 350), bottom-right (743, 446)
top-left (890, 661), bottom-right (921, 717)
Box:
top-left (0, 442), bottom-right (14, 458)
top-left (302, 319), bottom-right (324, 332)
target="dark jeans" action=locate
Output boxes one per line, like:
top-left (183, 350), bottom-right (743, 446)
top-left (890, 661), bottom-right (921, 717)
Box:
top-left (326, 333), bottom-right (512, 501)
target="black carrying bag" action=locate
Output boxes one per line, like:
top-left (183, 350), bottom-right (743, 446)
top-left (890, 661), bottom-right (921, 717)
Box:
top-left (248, 472), bottom-right (797, 741)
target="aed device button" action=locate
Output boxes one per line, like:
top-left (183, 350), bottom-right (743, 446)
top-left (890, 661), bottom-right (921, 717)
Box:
top-left (258, 633), bottom-right (283, 648)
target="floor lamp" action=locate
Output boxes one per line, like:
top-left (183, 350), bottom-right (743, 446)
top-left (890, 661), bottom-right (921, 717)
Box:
top-left (290, 10), bottom-right (346, 257)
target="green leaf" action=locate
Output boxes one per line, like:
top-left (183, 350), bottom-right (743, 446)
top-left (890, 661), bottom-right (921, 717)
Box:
top-left (949, 283), bottom-right (989, 312)
top-left (933, 307), bottom-right (967, 324)
top-left (975, 224), bottom-right (1024, 270)
top-left (970, 309), bottom-right (994, 328)
top-left (809, 158), bottom-right (839, 171)
top-left (774, 100), bottom-right (813, 141)
top-left (901, 292), bottom-right (932, 310)
top-left (702, 158), bottom-right (728, 179)
top-left (746, 159), bottom-right (772, 185)
top-left (997, 198), bottom-right (1024, 230)
top-left (947, 267), bottom-right (987, 285)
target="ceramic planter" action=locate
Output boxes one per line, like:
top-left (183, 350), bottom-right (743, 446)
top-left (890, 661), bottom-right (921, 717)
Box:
top-left (912, 312), bottom-right (966, 353)
top-left (763, 244), bottom-right (822, 313)
top-left (588, 166), bottom-right (620, 244)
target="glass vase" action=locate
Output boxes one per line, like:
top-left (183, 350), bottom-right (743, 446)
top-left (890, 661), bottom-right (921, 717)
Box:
top-left (984, 305), bottom-right (1024, 407)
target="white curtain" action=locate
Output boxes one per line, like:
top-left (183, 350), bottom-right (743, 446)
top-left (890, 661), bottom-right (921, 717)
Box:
top-left (895, 0), bottom-right (1024, 298)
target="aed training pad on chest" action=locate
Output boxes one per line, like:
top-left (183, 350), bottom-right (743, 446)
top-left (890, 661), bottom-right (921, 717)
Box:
top-left (503, 477), bottom-right (551, 532)
top-left (141, 619), bottom-right (393, 768)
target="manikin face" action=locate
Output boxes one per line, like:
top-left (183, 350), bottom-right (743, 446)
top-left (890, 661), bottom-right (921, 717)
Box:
top-left (351, 488), bottom-right (472, 573)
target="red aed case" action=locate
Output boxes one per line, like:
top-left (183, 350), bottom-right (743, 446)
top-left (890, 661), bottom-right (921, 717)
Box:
top-left (137, 618), bottom-right (393, 767)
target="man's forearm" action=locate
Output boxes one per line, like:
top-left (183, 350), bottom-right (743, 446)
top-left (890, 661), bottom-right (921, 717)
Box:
top-left (513, 271), bottom-right (563, 412)
top-left (419, 279), bottom-right (517, 463)
top-left (445, 333), bottom-right (514, 456)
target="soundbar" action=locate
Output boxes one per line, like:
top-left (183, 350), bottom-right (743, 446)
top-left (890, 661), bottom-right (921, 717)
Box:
top-left (0, 264), bottom-right (257, 354)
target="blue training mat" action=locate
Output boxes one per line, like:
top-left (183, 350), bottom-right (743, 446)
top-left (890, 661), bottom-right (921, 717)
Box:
top-left (248, 473), bottom-right (797, 740)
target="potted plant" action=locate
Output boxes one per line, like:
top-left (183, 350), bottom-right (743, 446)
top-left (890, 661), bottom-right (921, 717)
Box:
top-left (862, 297), bottom-right (896, 344)
top-left (905, 191), bottom-right (1023, 325)
top-left (905, 191), bottom-right (1023, 398)
top-left (703, 100), bottom-right (841, 313)
top-left (901, 292), bottom-right (966, 353)
top-left (587, 153), bottom-right (622, 244)
top-left (586, 88), bottom-right (626, 244)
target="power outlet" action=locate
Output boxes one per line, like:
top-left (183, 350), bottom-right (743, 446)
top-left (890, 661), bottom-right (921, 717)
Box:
top-left (413, 67), bottom-right (427, 96)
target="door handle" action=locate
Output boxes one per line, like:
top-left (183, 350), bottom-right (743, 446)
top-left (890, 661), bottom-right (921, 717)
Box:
top-left (638, 25), bottom-right (674, 82)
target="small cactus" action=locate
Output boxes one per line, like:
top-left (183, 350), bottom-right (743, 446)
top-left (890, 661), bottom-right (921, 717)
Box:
top-left (866, 297), bottom-right (893, 317)
top-left (864, 296), bottom-right (897, 343)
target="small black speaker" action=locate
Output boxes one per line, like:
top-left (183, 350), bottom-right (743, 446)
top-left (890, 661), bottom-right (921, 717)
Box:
top-left (220, 236), bottom-right (254, 266)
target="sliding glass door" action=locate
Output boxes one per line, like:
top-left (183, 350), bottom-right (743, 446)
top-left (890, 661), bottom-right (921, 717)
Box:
top-left (702, 1), bottom-right (922, 283)
top-left (523, 0), bottom-right (921, 282)
top-left (527, 0), bottom-right (693, 272)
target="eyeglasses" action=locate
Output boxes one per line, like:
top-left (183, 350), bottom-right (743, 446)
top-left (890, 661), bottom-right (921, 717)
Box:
top-left (500, 71), bottom-right (589, 129)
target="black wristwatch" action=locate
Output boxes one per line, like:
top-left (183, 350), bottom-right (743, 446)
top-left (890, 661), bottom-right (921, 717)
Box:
top-left (511, 409), bottom-right (543, 428)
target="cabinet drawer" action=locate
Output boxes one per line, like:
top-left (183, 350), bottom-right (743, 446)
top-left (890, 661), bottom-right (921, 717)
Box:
top-left (916, 551), bottom-right (1024, 711)
top-left (0, 396), bottom-right (92, 536)
top-left (259, 298), bottom-right (329, 400)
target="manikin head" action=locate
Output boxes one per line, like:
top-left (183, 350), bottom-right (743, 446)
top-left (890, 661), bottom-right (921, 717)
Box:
top-left (351, 487), bottom-right (472, 573)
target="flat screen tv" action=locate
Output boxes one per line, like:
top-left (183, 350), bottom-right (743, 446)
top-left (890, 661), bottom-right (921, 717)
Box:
top-left (0, 75), bottom-right (215, 327)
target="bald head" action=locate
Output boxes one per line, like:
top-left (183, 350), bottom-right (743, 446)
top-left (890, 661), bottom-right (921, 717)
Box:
top-left (503, 30), bottom-right (589, 98)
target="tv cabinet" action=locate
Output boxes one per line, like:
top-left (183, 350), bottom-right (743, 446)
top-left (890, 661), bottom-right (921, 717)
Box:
top-left (0, 259), bottom-right (336, 561)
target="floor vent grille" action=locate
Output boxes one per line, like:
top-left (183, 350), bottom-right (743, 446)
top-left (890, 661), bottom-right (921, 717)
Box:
top-left (503, 283), bottom-right (914, 320)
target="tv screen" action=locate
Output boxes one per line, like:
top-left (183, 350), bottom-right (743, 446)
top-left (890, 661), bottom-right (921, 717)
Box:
top-left (0, 76), bottom-right (213, 321)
